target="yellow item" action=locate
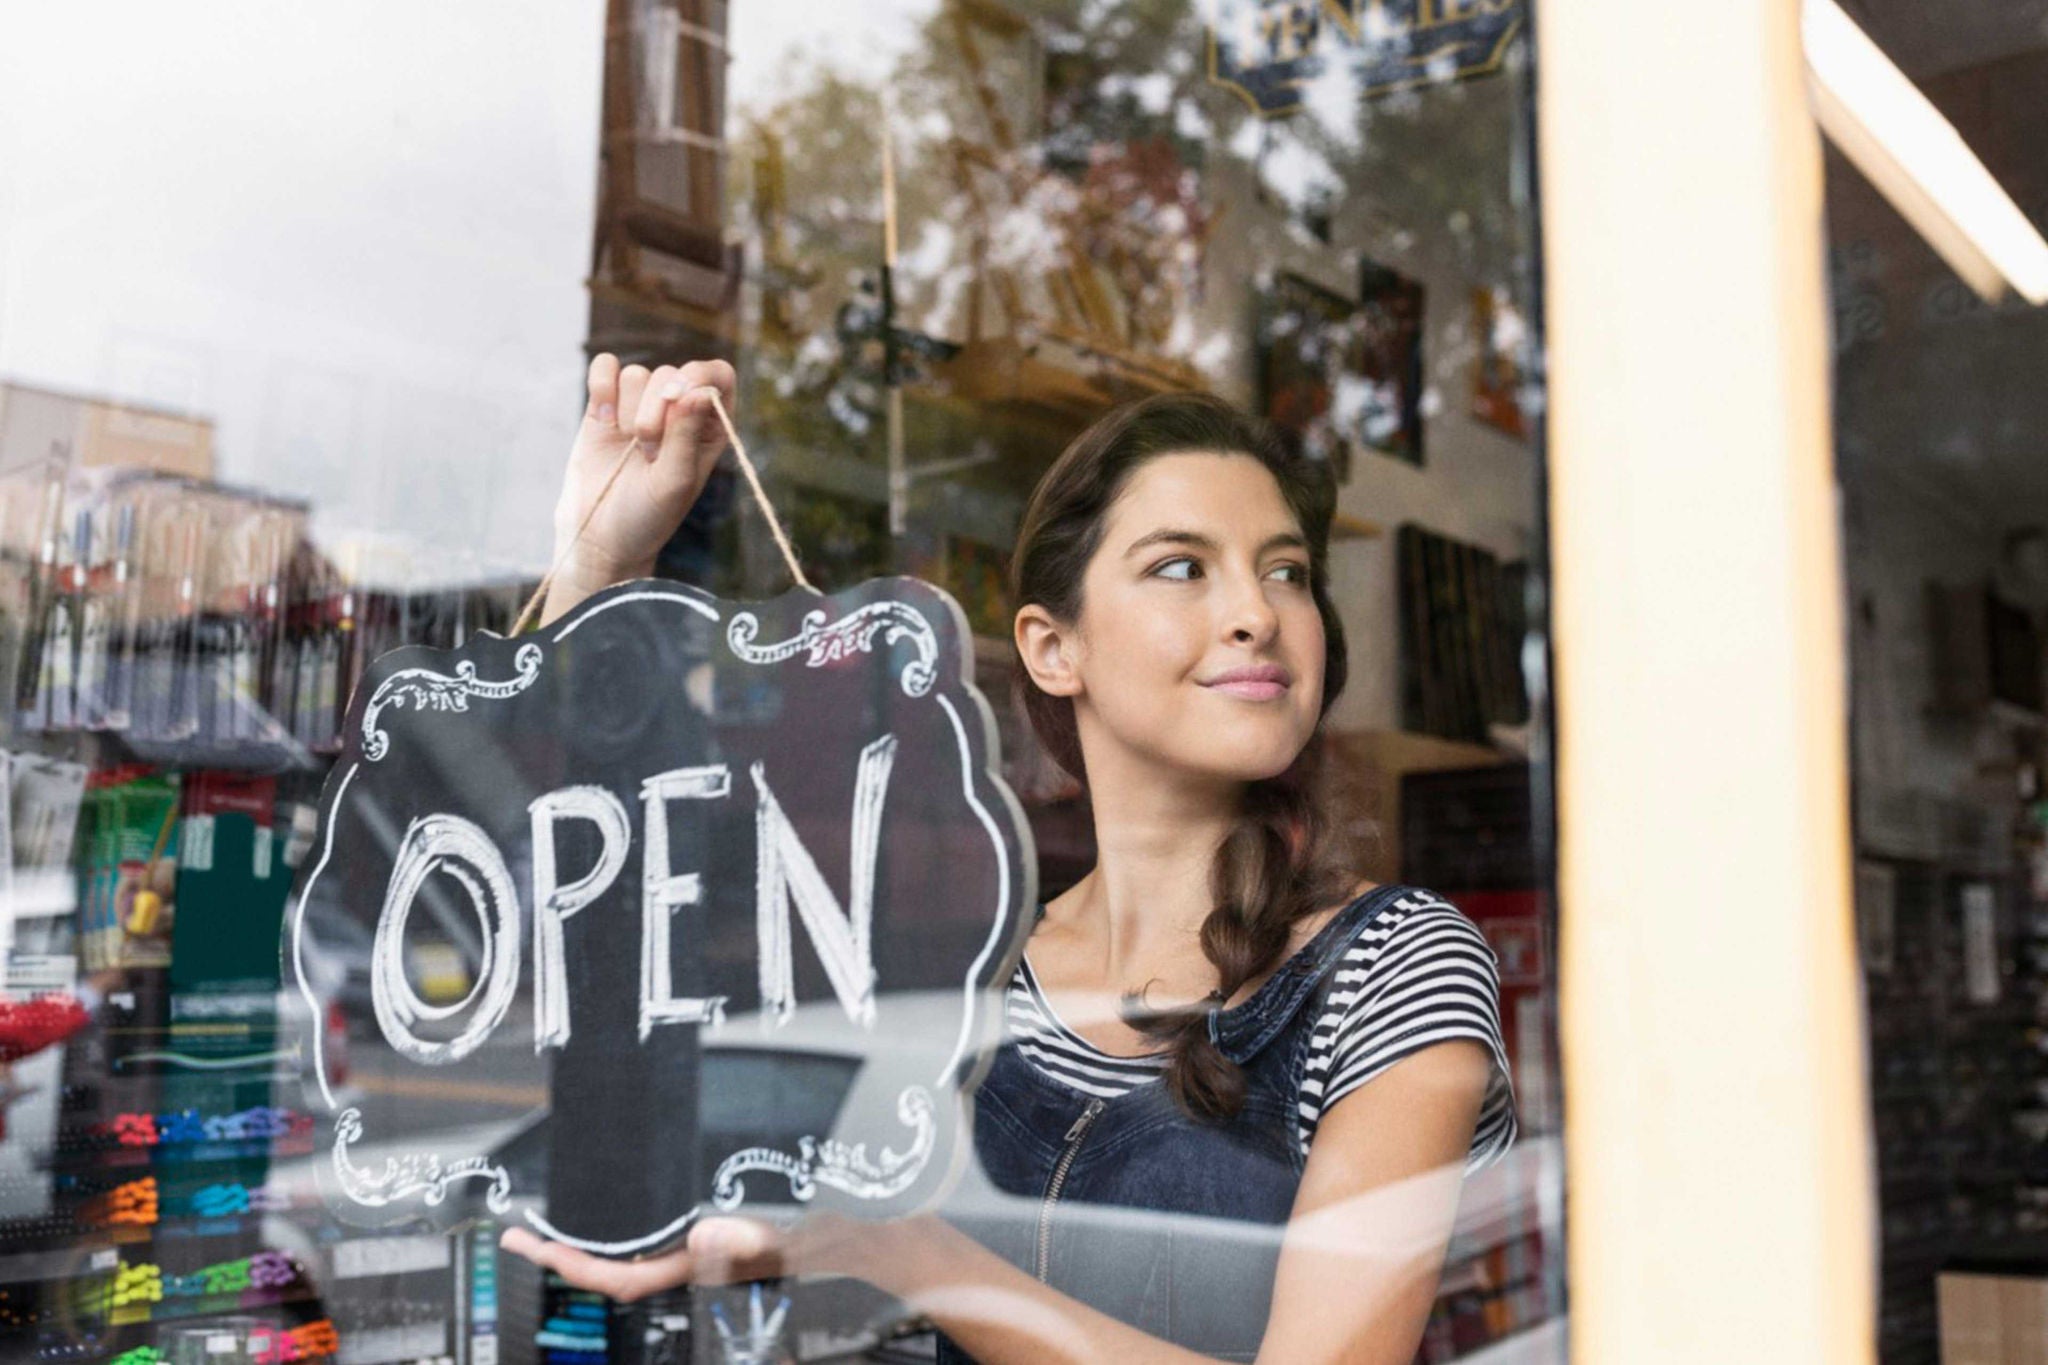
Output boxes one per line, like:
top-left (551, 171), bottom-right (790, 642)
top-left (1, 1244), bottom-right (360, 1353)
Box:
top-left (126, 889), bottom-right (163, 936)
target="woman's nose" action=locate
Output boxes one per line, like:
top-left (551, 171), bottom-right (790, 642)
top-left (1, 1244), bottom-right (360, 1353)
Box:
top-left (1224, 576), bottom-right (1280, 645)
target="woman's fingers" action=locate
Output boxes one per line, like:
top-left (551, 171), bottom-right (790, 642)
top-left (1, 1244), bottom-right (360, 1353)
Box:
top-left (578, 355), bottom-right (735, 500)
top-left (689, 359), bottom-right (736, 432)
top-left (585, 353), bottom-right (621, 429)
top-left (652, 359), bottom-right (736, 494)
top-left (499, 1227), bottom-right (693, 1304)
top-left (675, 359), bottom-right (735, 431)
top-left (617, 364), bottom-right (653, 440)
top-left (685, 1214), bottom-right (784, 1282)
top-left (632, 365), bottom-right (682, 452)
top-left (496, 1217), bottom-right (786, 1302)
top-left (661, 363), bottom-right (728, 441)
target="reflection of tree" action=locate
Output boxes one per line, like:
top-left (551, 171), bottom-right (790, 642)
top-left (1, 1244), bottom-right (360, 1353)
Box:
top-left (1274, 53), bottom-right (1535, 288)
top-left (723, 0), bottom-right (1534, 592)
top-left (733, 0), bottom-right (1236, 526)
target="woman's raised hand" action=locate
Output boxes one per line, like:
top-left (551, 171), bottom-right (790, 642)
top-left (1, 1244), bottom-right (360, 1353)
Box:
top-left (541, 354), bottom-right (736, 624)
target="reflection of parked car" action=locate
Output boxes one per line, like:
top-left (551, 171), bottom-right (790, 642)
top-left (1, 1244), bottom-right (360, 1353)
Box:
top-left (274, 981), bottom-right (357, 1101)
top-left (472, 992), bottom-right (980, 1362)
top-left (483, 1045), bottom-right (864, 1207)
top-left (293, 910), bottom-right (376, 1028)
top-left (294, 911), bottom-right (476, 1036)
top-left (482, 989), bottom-right (984, 1206)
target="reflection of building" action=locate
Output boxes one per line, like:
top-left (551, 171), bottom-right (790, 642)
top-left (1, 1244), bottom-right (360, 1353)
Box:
top-left (588, 0), bottom-right (741, 357)
top-left (931, 0), bottom-right (1209, 420)
top-left (589, 0), bottom-right (747, 585)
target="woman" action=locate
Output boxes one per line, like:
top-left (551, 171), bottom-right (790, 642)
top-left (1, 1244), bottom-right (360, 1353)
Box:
top-left (504, 354), bottom-right (1518, 1364)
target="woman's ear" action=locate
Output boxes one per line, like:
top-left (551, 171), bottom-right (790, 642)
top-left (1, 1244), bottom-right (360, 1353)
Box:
top-left (1014, 603), bottom-right (1082, 698)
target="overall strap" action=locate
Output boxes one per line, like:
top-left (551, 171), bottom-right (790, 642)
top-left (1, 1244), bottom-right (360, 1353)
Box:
top-left (1210, 884), bottom-right (1407, 1065)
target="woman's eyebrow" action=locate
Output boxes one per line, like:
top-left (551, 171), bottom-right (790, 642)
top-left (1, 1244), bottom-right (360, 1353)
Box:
top-left (1122, 528), bottom-right (1307, 558)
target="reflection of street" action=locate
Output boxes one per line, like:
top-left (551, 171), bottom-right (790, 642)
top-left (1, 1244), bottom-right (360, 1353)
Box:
top-left (299, 994), bottom-right (544, 1154)
top-left (341, 998), bottom-right (543, 1134)
top-left (265, 1005), bottom-right (547, 1226)
top-left (351, 1068), bottom-right (546, 1111)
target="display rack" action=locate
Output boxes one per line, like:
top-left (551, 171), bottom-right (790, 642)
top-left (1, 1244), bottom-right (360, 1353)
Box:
top-left (0, 456), bottom-right (527, 1365)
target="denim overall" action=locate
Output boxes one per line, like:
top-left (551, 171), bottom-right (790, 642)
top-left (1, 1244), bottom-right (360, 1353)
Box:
top-left (932, 883), bottom-right (1412, 1364)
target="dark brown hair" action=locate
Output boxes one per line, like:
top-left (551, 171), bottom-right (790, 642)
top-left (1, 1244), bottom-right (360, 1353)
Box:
top-left (1010, 391), bottom-right (1373, 1121)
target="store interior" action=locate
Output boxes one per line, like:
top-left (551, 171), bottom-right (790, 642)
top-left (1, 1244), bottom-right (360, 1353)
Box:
top-left (0, 2), bottom-right (1566, 1362)
top-left (1831, 0), bottom-right (2048, 1360)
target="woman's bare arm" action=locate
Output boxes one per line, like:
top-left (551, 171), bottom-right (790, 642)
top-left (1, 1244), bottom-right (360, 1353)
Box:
top-left (501, 1040), bottom-right (1490, 1364)
top-left (1252, 1039), bottom-right (1492, 1363)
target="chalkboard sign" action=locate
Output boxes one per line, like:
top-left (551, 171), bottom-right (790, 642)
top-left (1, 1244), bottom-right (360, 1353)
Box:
top-left (284, 577), bottom-right (1036, 1255)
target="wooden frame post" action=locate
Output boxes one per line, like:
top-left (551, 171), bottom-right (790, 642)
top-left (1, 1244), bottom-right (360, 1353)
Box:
top-left (1537, 0), bottom-right (1876, 1358)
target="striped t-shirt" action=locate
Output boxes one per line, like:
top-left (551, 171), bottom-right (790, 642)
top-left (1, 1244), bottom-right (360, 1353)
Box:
top-left (1005, 887), bottom-right (1518, 1172)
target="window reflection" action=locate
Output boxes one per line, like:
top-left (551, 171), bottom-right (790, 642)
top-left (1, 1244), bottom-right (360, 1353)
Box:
top-left (0, 1), bottom-right (1560, 1361)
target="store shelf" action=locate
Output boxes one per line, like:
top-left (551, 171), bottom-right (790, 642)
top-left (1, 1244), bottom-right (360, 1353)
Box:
top-left (126, 1211), bottom-right (316, 1243)
top-left (43, 1134), bottom-right (317, 1173)
top-left (117, 732), bottom-right (324, 774)
top-left (0, 1239), bottom-right (125, 1285)
top-left (328, 1233), bottom-right (451, 1280)
top-left (101, 1284), bottom-right (323, 1328)
top-left (333, 1320), bottom-right (449, 1365)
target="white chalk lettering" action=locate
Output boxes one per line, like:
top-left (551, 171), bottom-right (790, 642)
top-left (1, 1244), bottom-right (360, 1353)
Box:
top-left (640, 765), bottom-right (733, 1038)
top-left (373, 814), bottom-right (523, 1065)
top-left (530, 786), bottom-right (632, 1051)
top-left (369, 740), bottom-right (898, 1057)
top-left (753, 734), bottom-right (896, 1027)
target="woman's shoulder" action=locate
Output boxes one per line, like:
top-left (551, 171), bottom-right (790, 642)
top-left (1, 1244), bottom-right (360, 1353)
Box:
top-left (1277, 877), bottom-right (1368, 957)
top-left (1312, 884), bottom-right (1511, 1089)
top-left (1301, 882), bottom-right (1519, 1170)
top-left (1327, 882), bottom-right (1500, 984)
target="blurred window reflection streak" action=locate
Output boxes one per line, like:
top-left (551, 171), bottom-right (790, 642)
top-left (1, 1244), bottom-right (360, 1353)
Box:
top-left (1804, 0), bottom-right (2048, 306)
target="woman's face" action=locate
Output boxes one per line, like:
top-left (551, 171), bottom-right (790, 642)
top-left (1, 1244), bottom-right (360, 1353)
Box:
top-left (1063, 451), bottom-right (1326, 786)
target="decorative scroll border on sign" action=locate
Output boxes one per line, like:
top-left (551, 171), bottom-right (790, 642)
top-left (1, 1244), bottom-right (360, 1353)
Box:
top-left (709, 1086), bottom-right (937, 1208)
top-left (361, 645), bottom-right (545, 762)
top-left (726, 601), bottom-right (939, 698)
top-left (331, 1107), bottom-right (513, 1213)
top-left (292, 581), bottom-right (1031, 1255)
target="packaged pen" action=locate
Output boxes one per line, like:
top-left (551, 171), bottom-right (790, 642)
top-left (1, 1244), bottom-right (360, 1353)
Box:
top-left (14, 458), bottom-right (65, 729)
top-left (104, 500), bottom-right (142, 731)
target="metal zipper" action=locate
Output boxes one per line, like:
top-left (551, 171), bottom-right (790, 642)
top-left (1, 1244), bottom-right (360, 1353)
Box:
top-left (1035, 1096), bottom-right (1107, 1282)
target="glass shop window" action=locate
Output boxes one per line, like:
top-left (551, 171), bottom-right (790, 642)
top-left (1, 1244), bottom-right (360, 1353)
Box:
top-left (1829, 6), bottom-right (2048, 1360)
top-left (0, 2), bottom-right (1562, 1362)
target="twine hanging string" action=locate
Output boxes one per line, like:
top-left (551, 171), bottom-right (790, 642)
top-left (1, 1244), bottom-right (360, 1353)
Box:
top-left (513, 387), bottom-right (812, 636)
top-left (511, 439), bottom-right (639, 637)
top-left (706, 388), bottom-right (814, 595)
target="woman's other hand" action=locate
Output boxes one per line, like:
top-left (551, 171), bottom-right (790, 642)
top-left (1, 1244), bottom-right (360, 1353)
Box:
top-left (540, 353), bottom-right (736, 626)
top-left (499, 1213), bottom-right (871, 1303)
top-left (500, 1217), bottom-right (777, 1302)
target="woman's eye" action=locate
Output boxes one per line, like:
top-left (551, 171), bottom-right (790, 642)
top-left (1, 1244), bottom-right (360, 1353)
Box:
top-left (1151, 557), bottom-right (1202, 581)
top-left (1267, 562), bottom-right (1310, 585)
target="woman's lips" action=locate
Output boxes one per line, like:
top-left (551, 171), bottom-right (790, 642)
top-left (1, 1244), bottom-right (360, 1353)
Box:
top-left (1206, 679), bottom-right (1289, 701)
